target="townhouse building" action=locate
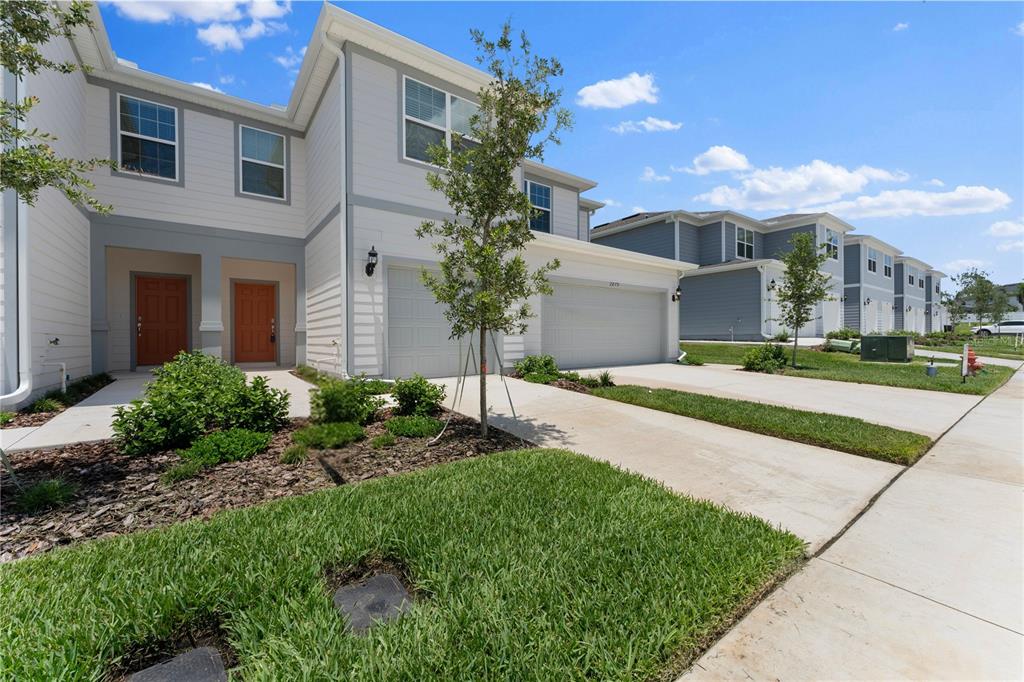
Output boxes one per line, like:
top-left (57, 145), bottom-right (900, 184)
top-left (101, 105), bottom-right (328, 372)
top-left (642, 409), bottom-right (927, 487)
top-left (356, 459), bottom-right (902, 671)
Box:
top-left (843, 234), bottom-right (901, 334)
top-left (894, 256), bottom-right (932, 334)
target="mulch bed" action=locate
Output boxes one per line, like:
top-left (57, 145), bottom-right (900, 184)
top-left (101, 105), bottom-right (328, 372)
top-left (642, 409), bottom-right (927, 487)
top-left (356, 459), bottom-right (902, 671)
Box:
top-left (0, 411), bottom-right (529, 563)
top-left (2, 375), bottom-right (116, 430)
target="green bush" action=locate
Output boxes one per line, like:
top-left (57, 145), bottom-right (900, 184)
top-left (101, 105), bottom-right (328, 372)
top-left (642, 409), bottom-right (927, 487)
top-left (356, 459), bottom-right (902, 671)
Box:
top-left (523, 372), bottom-right (556, 384)
top-left (682, 354), bottom-right (704, 366)
top-left (772, 330), bottom-right (791, 342)
top-left (12, 478), bottom-right (78, 513)
top-left (742, 343), bottom-right (788, 373)
top-left (310, 379), bottom-right (383, 425)
top-left (598, 370), bottom-right (615, 387)
top-left (111, 354), bottom-right (288, 457)
top-left (280, 444), bottom-right (308, 465)
top-left (354, 375), bottom-right (393, 395)
top-left (0, 411), bottom-right (14, 426)
top-left (386, 415), bottom-right (445, 438)
top-left (392, 374), bottom-right (446, 416)
top-left (160, 459), bottom-right (205, 484)
top-left (179, 429), bottom-right (272, 467)
top-left (515, 355), bottom-right (560, 383)
top-left (27, 397), bottom-right (63, 414)
top-left (294, 364), bottom-right (328, 385)
top-left (293, 422), bottom-right (365, 449)
top-left (826, 328), bottom-right (862, 340)
top-left (370, 433), bottom-right (396, 449)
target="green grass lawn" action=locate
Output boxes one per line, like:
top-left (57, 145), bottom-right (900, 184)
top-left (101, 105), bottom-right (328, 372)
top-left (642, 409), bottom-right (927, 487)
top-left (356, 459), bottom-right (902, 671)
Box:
top-left (679, 342), bottom-right (1012, 395)
top-left (592, 385), bottom-right (931, 465)
top-left (0, 449), bottom-right (803, 681)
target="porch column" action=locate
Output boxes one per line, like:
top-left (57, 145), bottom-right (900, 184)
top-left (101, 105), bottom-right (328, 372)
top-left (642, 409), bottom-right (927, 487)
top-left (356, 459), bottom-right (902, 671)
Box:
top-left (89, 239), bottom-right (108, 373)
top-left (198, 254), bottom-right (224, 358)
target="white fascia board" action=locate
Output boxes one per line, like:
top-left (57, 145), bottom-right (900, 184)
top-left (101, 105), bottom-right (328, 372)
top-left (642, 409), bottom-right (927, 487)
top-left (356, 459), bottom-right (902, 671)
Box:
top-left (578, 197), bottom-right (605, 211)
top-left (927, 269), bottom-right (947, 279)
top-left (896, 255), bottom-right (932, 270)
top-left (522, 160), bottom-right (598, 191)
top-left (531, 232), bottom-right (696, 274)
top-left (682, 259), bottom-right (784, 278)
top-left (844, 234), bottom-right (903, 255)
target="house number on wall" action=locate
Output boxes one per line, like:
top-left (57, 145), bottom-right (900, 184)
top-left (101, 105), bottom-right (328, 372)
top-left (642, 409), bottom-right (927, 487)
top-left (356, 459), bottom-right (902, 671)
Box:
top-left (608, 282), bottom-right (620, 287)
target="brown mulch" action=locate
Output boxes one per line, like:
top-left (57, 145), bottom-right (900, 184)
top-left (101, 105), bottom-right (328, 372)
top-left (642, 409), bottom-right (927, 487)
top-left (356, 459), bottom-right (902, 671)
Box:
top-left (1, 411), bottom-right (529, 563)
top-left (549, 378), bottom-right (593, 394)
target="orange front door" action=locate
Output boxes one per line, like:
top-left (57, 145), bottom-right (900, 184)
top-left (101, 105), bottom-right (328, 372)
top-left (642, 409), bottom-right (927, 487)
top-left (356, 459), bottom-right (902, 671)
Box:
top-left (136, 275), bottom-right (188, 366)
top-left (234, 282), bottom-right (276, 363)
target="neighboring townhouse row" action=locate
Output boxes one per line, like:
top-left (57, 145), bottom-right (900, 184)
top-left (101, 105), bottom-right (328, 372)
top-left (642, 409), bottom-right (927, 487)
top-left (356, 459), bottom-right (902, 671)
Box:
top-left (1, 4), bottom-right (693, 409)
top-left (592, 211), bottom-right (946, 339)
top-left (591, 210), bottom-right (851, 340)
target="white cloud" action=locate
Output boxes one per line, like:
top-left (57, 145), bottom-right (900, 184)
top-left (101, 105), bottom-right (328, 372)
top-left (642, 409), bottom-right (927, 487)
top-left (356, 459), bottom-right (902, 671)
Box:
top-left (106, 1), bottom-right (245, 24)
top-left (107, 2), bottom-right (291, 51)
top-left (927, 178), bottom-right (945, 187)
top-left (893, 22), bottom-right (910, 32)
top-left (631, 206), bottom-right (647, 213)
top-left (987, 218), bottom-right (1024, 237)
top-left (1014, 21), bottom-right (1024, 37)
top-left (640, 166), bottom-right (670, 183)
top-left (191, 81), bottom-right (224, 93)
top-left (695, 159), bottom-right (908, 210)
top-left (273, 45), bottom-right (306, 70)
top-left (674, 145), bottom-right (751, 175)
top-left (997, 240), bottom-right (1024, 252)
top-left (610, 116), bottom-right (682, 134)
top-left (600, 198), bottom-right (622, 207)
top-left (813, 185), bottom-right (1012, 219)
top-left (248, 0), bottom-right (291, 20)
top-left (943, 258), bottom-right (986, 272)
top-left (197, 18), bottom-right (284, 51)
top-left (576, 72), bottom-right (658, 109)
top-left (219, 74), bottom-right (235, 85)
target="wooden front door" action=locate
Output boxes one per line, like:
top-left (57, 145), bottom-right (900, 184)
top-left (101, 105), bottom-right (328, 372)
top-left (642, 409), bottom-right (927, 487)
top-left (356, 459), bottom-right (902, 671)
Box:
top-left (234, 282), bottom-right (276, 363)
top-left (136, 275), bottom-right (188, 366)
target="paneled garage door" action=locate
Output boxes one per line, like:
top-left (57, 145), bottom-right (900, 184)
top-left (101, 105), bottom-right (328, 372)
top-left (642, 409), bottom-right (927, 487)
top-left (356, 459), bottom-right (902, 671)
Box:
top-left (387, 265), bottom-right (494, 379)
top-left (542, 282), bottom-right (665, 369)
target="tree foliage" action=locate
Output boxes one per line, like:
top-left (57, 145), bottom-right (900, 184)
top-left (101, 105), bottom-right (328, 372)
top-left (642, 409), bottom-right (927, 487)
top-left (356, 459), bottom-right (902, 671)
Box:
top-left (774, 232), bottom-right (832, 367)
top-left (951, 268), bottom-right (1012, 325)
top-left (416, 23), bottom-right (572, 435)
top-left (1, 0), bottom-right (113, 212)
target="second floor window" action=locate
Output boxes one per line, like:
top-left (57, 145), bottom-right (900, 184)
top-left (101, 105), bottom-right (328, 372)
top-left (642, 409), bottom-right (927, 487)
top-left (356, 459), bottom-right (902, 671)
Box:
top-left (118, 95), bottom-right (177, 180)
top-left (403, 77), bottom-right (478, 164)
top-left (525, 180), bottom-right (551, 233)
top-left (824, 228), bottom-right (840, 260)
top-left (736, 227), bottom-right (754, 259)
top-left (239, 126), bottom-right (286, 199)
top-left (867, 248), bottom-right (878, 273)
top-left (883, 254), bottom-right (893, 278)
top-left (935, 283), bottom-right (940, 294)
top-left (918, 277), bottom-right (925, 288)
top-left (908, 273), bottom-right (915, 285)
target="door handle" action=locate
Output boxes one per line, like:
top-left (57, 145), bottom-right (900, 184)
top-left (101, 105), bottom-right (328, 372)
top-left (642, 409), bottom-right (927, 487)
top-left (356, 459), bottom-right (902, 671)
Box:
top-left (137, 316), bottom-right (142, 337)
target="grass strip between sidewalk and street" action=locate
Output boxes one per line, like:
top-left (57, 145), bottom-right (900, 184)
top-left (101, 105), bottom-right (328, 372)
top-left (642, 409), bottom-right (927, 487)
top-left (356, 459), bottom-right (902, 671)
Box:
top-left (0, 449), bottom-right (803, 681)
top-left (592, 385), bottom-right (932, 465)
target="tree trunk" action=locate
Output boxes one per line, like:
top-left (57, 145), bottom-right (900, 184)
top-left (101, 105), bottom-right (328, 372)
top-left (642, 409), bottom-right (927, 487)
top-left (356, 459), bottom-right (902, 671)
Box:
top-left (479, 324), bottom-right (488, 437)
top-left (791, 328), bottom-right (799, 368)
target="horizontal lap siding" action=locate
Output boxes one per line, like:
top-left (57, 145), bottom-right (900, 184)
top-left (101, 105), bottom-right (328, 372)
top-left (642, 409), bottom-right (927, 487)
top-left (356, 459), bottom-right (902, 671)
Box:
top-left (592, 220), bottom-right (674, 259)
top-left (305, 219), bottom-right (343, 374)
top-left (306, 68), bottom-right (341, 231)
top-left (680, 269), bottom-right (762, 340)
top-left (698, 222), bottom-right (724, 265)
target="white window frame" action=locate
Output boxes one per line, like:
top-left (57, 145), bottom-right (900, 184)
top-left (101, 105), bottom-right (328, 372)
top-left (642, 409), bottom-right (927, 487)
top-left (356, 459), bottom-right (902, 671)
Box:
top-left (525, 179), bottom-right (552, 233)
top-left (735, 226), bottom-right (754, 260)
top-left (918, 277), bottom-right (925, 288)
top-left (238, 124), bottom-right (287, 201)
top-left (867, 247), bottom-right (878, 273)
top-left (908, 273), bottom-right (915, 285)
top-left (824, 228), bottom-right (840, 260)
top-left (883, 254), bottom-right (893, 278)
top-left (117, 93), bottom-right (178, 182)
top-left (402, 76), bottom-right (478, 167)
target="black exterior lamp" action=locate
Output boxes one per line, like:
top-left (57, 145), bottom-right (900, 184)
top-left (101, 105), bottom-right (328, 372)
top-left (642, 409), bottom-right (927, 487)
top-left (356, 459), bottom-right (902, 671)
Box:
top-left (365, 246), bottom-right (378, 277)
top-left (767, 278), bottom-right (777, 291)
top-left (671, 285), bottom-right (681, 303)
top-left (907, 305), bottom-right (913, 312)
top-left (863, 297), bottom-right (872, 306)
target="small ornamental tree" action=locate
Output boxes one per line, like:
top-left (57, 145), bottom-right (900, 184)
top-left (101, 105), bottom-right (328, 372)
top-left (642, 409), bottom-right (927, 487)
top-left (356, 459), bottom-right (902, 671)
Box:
top-left (1, 0), bottom-right (113, 212)
top-left (417, 24), bottom-right (571, 436)
top-left (775, 232), bottom-right (832, 367)
top-left (953, 268), bottom-right (1012, 326)
top-left (940, 289), bottom-right (967, 330)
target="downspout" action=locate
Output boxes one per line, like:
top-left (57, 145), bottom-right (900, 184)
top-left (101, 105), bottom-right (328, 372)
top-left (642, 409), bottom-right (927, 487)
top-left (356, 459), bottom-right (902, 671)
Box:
top-left (1, 72), bottom-right (33, 409)
top-left (320, 32), bottom-right (351, 379)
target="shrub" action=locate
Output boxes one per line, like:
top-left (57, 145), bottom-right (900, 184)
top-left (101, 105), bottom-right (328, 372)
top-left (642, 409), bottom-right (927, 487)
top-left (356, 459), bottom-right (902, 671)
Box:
top-left (598, 370), bottom-right (615, 387)
top-left (353, 375), bottom-right (393, 395)
top-left (826, 328), bottom-right (862, 340)
top-left (742, 343), bottom-right (788, 373)
top-left (294, 364), bottom-right (328, 385)
top-left (27, 397), bottom-right (63, 414)
top-left (179, 428), bottom-right (272, 467)
top-left (293, 422), bottom-right (365, 449)
top-left (12, 478), bottom-right (78, 513)
top-left (225, 376), bottom-right (290, 432)
top-left (310, 379), bottom-right (383, 425)
top-left (392, 374), bottom-right (446, 416)
top-left (161, 459), bottom-right (205, 484)
top-left (682, 355), bottom-right (704, 366)
top-left (370, 433), bottom-right (396, 449)
top-left (280, 444), bottom-right (308, 465)
top-left (514, 355), bottom-right (560, 383)
top-left (576, 376), bottom-right (601, 389)
top-left (0, 411), bottom-right (14, 426)
top-left (772, 330), bottom-right (791, 342)
top-left (523, 372), bottom-right (555, 384)
top-left (385, 415), bottom-right (445, 438)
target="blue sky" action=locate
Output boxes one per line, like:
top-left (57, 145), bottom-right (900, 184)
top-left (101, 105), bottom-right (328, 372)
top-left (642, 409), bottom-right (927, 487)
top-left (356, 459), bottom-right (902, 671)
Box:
top-left (99, 1), bottom-right (1024, 285)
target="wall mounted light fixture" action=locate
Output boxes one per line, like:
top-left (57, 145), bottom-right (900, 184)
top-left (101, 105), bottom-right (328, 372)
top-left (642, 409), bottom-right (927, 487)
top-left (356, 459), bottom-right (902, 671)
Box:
top-left (767, 278), bottom-right (777, 291)
top-left (906, 305), bottom-right (913, 312)
top-left (863, 297), bottom-right (872, 306)
top-left (365, 246), bottom-right (378, 277)
top-left (671, 285), bottom-right (681, 303)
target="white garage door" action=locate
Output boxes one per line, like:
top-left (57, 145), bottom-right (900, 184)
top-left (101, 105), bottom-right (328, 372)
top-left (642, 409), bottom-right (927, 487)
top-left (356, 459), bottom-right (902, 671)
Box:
top-left (542, 282), bottom-right (665, 369)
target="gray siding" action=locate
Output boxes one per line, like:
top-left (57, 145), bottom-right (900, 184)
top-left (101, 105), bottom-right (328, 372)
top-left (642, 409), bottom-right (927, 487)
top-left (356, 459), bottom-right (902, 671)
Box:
top-left (763, 224), bottom-right (815, 259)
top-left (679, 268), bottom-right (763, 340)
top-left (844, 295), bottom-right (860, 331)
top-left (698, 222), bottom-right (724, 265)
top-left (844, 244), bottom-right (861, 284)
top-left (678, 221), bottom-right (700, 263)
top-left (591, 219), bottom-right (674, 258)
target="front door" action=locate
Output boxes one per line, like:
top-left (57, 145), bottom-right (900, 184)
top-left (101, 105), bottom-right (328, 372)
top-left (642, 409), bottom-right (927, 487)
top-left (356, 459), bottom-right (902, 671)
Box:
top-left (234, 282), bottom-right (276, 363)
top-left (136, 275), bottom-right (188, 366)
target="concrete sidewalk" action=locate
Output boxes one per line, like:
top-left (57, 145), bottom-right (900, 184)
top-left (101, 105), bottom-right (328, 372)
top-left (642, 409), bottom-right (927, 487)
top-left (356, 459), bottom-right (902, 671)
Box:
top-left (437, 375), bottom-right (898, 553)
top-left (581, 363), bottom-right (979, 439)
top-left (915, 347), bottom-right (1023, 369)
top-left (1, 369), bottom-right (313, 453)
top-left (685, 370), bottom-right (1024, 680)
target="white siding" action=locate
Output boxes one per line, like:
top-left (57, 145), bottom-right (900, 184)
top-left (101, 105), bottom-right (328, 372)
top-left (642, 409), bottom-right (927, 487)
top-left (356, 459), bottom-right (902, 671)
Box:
top-left (305, 67), bottom-right (341, 231)
top-left (551, 184), bottom-right (579, 240)
top-left (305, 218), bottom-right (344, 374)
top-left (84, 84), bottom-right (307, 238)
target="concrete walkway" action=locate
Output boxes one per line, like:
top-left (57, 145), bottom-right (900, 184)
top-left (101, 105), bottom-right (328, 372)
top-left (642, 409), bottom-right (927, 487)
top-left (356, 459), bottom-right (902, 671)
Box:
top-left (1, 369), bottom-right (312, 453)
top-left (581, 363), bottom-right (979, 439)
top-left (685, 370), bottom-right (1023, 680)
top-left (437, 375), bottom-right (899, 553)
top-left (915, 347), bottom-right (1023, 369)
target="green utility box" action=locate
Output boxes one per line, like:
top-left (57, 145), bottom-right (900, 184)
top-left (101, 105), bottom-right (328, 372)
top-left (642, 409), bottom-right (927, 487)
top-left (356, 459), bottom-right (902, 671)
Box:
top-left (860, 335), bottom-right (914, 363)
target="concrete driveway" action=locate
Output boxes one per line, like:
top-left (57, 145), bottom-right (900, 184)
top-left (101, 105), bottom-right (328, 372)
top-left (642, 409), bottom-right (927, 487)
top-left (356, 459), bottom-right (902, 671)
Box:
top-left (437, 375), bottom-right (899, 553)
top-left (685, 370), bottom-right (1023, 680)
top-left (580, 363), bottom-right (980, 438)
